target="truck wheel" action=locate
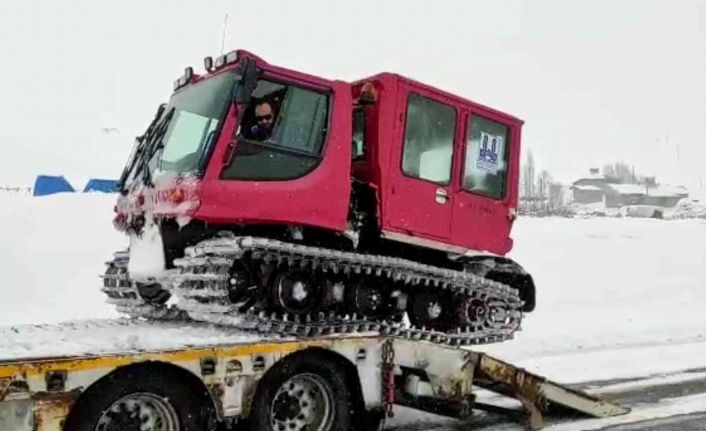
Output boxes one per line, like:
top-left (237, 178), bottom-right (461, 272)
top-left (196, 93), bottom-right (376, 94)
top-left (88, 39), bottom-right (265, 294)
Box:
top-left (249, 354), bottom-right (353, 431)
top-left (64, 365), bottom-right (216, 431)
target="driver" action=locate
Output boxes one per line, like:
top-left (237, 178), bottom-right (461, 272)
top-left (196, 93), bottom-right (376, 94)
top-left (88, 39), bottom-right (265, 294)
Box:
top-left (249, 100), bottom-right (276, 141)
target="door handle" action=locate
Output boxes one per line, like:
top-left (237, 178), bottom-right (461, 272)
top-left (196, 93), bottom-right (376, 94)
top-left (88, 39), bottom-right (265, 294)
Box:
top-left (435, 188), bottom-right (449, 204)
top-left (222, 140), bottom-right (236, 165)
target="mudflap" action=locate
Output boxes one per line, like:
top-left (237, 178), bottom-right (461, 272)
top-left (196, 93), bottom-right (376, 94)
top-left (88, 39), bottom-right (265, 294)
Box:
top-left (471, 353), bottom-right (630, 430)
top-left (127, 221), bottom-right (167, 282)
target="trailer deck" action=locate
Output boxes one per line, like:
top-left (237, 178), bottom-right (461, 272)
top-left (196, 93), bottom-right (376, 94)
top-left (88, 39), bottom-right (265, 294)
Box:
top-left (0, 319), bottom-right (629, 430)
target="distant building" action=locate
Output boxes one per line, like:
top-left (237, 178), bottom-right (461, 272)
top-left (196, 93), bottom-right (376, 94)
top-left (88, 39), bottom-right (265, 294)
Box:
top-left (571, 169), bottom-right (688, 209)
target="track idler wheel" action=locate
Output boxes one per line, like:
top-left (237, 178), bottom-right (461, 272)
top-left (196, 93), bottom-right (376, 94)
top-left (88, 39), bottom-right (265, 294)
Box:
top-left (454, 292), bottom-right (516, 332)
top-left (270, 268), bottom-right (320, 314)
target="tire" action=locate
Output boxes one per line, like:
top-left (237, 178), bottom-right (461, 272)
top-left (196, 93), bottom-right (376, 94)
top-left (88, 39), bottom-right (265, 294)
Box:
top-left (248, 353), bottom-right (354, 431)
top-left (64, 365), bottom-right (216, 431)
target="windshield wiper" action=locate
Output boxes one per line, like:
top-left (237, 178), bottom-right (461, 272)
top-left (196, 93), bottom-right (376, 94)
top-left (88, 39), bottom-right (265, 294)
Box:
top-left (141, 107), bottom-right (176, 187)
top-left (118, 104), bottom-right (167, 191)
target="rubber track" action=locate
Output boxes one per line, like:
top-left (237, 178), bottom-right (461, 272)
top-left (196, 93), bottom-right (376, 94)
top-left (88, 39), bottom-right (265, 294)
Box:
top-left (170, 235), bottom-right (524, 346)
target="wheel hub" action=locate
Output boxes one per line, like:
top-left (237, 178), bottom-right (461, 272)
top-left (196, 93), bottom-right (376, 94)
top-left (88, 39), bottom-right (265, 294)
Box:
top-left (409, 291), bottom-right (452, 331)
top-left (351, 280), bottom-right (384, 316)
top-left (270, 374), bottom-right (333, 431)
top-left (292, 281), bottom-right (308, 302)
top-left (426, 302), bottom-right (442, 319)
top-left (274, 270), bottom-right (318, 314)
top-left (95, 392), bottom-right (179, 431)
top-left (273, 392), bottom-right (301, 421)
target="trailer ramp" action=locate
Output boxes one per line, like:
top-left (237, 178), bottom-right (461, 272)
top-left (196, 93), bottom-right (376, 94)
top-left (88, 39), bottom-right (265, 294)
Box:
top-left (471, 353), bottom-right (630, 429)
top-left (389, 340), bottom-right (629, 430)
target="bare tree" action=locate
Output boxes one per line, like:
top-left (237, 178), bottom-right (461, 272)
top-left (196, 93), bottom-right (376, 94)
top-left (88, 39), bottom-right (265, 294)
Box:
top-left (521, 149), bottom-right (536, 199)
top-left (548, 182), bottom-right (564, 210)
top-left (537, 170), bottom-right (551, 207)
top-left (603, 161), bottom-right (637, 183)
top-left (518, 150), bottom-right (571, 216)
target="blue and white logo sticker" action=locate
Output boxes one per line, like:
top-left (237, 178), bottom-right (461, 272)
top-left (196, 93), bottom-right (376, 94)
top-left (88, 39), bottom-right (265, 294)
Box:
top-left (476, 132), bottom-right (503, 175)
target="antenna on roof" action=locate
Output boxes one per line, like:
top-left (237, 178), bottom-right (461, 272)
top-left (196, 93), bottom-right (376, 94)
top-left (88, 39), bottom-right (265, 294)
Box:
top-left (221, 12), bottom-right (229, 55)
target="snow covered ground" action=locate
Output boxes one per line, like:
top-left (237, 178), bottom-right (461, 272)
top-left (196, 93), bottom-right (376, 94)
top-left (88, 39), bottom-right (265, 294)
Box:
top-left (1, 193), bottom-right (705, 428)
top-left (479, 216), bottom-right (706, 383)
top-left (0, 193), bottom-right (123, 326)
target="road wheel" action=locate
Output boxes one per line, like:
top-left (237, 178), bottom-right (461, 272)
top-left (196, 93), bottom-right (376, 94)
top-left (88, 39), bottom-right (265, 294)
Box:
top-left (64, 365), bottom-right (216, 431)
top-left (408, 290), bottom-right (453, 331)
top-left (249, 353), bottom-right (353, 431)
top-left (270, 268), bottom-right (321, 315)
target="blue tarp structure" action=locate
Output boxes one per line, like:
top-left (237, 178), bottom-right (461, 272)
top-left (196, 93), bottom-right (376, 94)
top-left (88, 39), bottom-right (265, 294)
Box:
top-left (33, 175), bottom-right (75, 196)
top-left (83, 179), bottom-right (119, 193)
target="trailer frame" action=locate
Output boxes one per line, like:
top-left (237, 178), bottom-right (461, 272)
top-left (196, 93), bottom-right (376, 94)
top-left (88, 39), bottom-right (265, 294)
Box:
top-left (0, 325), bottom-right (629, 430)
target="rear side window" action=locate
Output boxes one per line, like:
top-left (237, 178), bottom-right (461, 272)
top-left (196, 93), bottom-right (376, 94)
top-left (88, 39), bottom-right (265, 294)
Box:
top-left (352, 107), bottom-right (366, 160)
top-left (462, 115), bottom-right (509, 199)
top-left (270, 87), bottom-right (328, 154)
top-left (221, 80), bottom-right (329, 181)
top-left (401, 93), bottom-right (456, 185)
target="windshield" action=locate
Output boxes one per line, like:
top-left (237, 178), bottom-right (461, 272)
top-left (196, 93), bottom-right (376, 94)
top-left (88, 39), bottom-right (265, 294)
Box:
top-left (152, 71), bottom-right (237, 174)
top-left (116, 71), bottom-right (238, 191)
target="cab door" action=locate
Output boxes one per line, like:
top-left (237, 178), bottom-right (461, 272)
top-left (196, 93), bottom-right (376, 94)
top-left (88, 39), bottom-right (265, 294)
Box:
top-left (384, 83), bottom-right (458, 243)
top-left (450, 109), bottom-right (519, 255)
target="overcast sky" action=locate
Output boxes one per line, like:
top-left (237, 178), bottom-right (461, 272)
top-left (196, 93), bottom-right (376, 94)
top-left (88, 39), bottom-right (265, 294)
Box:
top-left (1, 0), bottom-right (704, 193)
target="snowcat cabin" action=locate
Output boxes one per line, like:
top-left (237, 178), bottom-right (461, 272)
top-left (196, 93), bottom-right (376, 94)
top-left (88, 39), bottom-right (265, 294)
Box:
top-left (352, 74), bottom-right (522, 255)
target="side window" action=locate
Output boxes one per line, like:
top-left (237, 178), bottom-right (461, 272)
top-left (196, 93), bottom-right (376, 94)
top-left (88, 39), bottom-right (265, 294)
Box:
top-left (221, 79), bottom-right (329, 181)
top-left (401, 93), bottom-right (456, 185)
top-left (463, 115), bottom-right (509, 199)
top-left (271, 87), bottom-right (328, 154)
top-left (352, 107), bottom-right (366, 160)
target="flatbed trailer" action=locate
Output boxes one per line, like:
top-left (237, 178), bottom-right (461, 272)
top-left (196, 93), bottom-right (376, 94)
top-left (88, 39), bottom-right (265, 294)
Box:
top-left (0, 319), bottom-right (628, 430)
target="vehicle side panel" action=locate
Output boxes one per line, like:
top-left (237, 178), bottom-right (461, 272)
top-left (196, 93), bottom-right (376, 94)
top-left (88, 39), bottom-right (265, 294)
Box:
top-left (359, 73), bottom-right (523, 255)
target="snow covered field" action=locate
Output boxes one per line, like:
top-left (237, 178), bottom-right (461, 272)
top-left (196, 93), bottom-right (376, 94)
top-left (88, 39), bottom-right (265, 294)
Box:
top-left (0, 194), bottom-right (123, 326)
top-left (1, 194), bottom-right (706, 428)
top-left (481, 216), bottom-right (706, 383)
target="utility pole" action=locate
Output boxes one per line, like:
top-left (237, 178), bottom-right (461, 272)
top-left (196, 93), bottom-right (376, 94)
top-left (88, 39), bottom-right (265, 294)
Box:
top-left (221, 13), bottom-right (229, 55)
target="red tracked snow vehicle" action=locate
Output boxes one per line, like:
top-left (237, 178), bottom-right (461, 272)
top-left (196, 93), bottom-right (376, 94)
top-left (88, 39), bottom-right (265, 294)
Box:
top-left (103, 50), bottom-right (535, 345)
